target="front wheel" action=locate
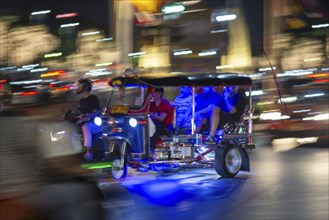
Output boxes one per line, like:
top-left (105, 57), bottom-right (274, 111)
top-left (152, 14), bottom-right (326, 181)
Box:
top-left (215, 143), bottom-right (242, 178)
top-left (103, 154), bottom-right (128, 182)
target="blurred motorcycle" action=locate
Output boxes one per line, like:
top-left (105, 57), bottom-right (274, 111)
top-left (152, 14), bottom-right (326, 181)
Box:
top-left (39, 108), bottom-right (106, 162)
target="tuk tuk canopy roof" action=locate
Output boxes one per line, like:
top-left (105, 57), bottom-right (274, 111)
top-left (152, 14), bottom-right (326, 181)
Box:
top-left (109, 73), bottom-right (253, 88)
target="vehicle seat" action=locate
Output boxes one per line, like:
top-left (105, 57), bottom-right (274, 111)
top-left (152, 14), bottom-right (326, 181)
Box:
top-left (223, 105), bottom-right (250, 134)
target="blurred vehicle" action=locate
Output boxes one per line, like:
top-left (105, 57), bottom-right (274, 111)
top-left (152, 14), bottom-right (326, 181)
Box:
top-left (8, 80), bottom-right (50, 106)
top-left (41, 107), bottom-right (107, 163)
top-left (47, 80), bottom-right (74, 99)
top-left (259, 86), bottom-right (329, 144)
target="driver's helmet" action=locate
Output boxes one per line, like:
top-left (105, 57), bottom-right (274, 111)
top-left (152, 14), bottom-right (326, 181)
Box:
top-left (75, 78), bottom-right (92, 94)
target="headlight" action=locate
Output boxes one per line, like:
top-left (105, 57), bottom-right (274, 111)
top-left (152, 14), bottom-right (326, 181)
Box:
top-left (129, 118), bottom-right (137, 127)
top-left (94, 117), bottom-right (102, 126)
top-left (50, 131), bottom-right (66, 142)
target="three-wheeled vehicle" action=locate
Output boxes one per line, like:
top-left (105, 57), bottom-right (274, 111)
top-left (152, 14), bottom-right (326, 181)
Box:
top-left (96, 72), bottom-right (256, 180)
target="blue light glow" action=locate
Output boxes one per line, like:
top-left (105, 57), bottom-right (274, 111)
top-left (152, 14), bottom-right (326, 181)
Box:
top-left (125, 180), bottom-right (192, 206)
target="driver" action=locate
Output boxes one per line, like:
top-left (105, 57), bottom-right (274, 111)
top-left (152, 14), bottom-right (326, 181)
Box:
top-left (75, 78), bottom-right (101, 161)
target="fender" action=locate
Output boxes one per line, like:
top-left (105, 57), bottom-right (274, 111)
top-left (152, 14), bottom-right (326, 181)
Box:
top-left (215, 139), bottom-right (250, 172)
top-left (101, 135), bottom-right (132, 146)
top-left (101, 135), bottom-right (132, 163)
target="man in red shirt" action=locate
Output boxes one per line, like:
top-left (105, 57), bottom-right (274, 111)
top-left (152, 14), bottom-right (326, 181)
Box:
top-left (149, 87), bottom-right (173, 150)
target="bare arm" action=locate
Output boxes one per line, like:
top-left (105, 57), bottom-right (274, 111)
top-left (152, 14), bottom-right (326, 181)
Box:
top-left (195, 104), bottom-right (216, 116)
top-left (150, 112), bottom-right (167, 122)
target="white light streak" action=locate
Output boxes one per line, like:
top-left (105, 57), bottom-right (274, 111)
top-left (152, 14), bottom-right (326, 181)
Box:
top-left (198, 51), bottom-right (217, 56)
top-left (60, 23), bottom-right (80, 28)
top-left (312, 23), bottom-right (329, 28)
top-left (9, 80), bottom-right (43, 85)
top-left (216, 14), bottom-right (237, 22)
top-left (96, 38), bottom-right (113, 42)
top-left (22, 64), bottom-right (40, 69)
top-left (245, 90), bottom-right (264, 96)
top-left (302, 113), bottom-right (329, 121)
top-left (82, 31), bottom-right (100, 36)
top-left (44, 53), bottom-right (62, 58)
top-left (162, 4), bottom-right (185, 14)
top-left (304, 57), bottom-right (321, 62)
top-left (278, 96), bottom-right (298, 103)
top-left (216, 65), bottom-right (233, 70)
top-left (259, 67), bottom-right (276, 71)
top-left (293, 109), bottom-right (311, 113)
top-left (95, 62), bottom-right (113, 67)
top-left (31, 68), bottom-right (48, 73)
top-left (31, 10), bottom-right (51, 15)
top-left (128, 52), bottom-right (145, 57)
top-left (304, 93), bottom-right (325, 98)
top-left (211, 29), bottom-right (228, 33)
top-left (173, 50), bottom-right (192, 56)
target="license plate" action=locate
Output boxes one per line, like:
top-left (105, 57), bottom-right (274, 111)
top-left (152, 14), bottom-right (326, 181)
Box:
top-left (110, 105), bottom-right (129, 114)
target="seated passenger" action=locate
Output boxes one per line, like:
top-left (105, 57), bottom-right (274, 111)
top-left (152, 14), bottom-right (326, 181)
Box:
top-left (188, 86), bottom-right (223, 133)
top-left (172, 86), bottom-right (192, 133)
top-left (149, 87), bottom-right (173, 149)
top-left (206, 86), bottom-right (247, 142)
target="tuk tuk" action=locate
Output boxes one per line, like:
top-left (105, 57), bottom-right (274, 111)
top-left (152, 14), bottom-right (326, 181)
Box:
top-left (97, 71), bottom-right (256, 180)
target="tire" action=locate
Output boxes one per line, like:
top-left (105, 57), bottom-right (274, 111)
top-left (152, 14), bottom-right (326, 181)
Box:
top-left (103, 154), bottom-right (128, 182)
top-left (215, 143), bottom-right (242, 178)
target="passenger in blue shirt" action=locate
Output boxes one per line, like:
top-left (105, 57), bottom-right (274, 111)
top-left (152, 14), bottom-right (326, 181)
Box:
top-left (193, 86), bottom-right (223, 132)
top-left (206, 86), bottom-right (247, 142)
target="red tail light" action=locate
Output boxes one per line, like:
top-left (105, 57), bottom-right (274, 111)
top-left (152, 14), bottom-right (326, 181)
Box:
top-left (53, 86), bottom-right (70, 92)
top-left (19, 91), bottom-right (40, 96)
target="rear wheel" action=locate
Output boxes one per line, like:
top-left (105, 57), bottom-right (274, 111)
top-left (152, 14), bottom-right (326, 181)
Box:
top-left (215, 143), bottom-right (242, 178)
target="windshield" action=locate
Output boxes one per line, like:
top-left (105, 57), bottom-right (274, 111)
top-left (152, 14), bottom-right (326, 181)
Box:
top-left (108, 85), bottom-right (146, 109)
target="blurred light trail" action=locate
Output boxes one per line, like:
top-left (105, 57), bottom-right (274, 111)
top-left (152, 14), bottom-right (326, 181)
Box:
top-left (304, 93), bottom-right (325, 98)
top-left (56, 13), bottom-right (78, 19)
top-left (31, 10), bottom-right (51, 15)
top-left (96, 38), bottom-right (113, 42)
top-left (60, 23), bottom-right (80, 28)
top-left (30, 68), bottom-right (48, 73)
top-left (173, 50), bottom-right (192, 56)
top-left (95, 62), bottom-right (113, 67)
top-left (198, 51), bottom-right (217, 56)
top-left (216, 14), bottom-right (237, 22)
top-left (216, 65), bottom-right (233, 69)
top-left (211, 29), bottom-right (228, 33)
top-left (312, 23), bottom-right (329, 28)
top-left (259, 67), bottom-right (276, 71)
top-left (82, 31), bottom-right (100, 36)
top-left (22, 64), bottom-right (39, 69)
top-left (161, 4), bottom-right (185, 14)
top-left (44, 53), bottom-right (62, 58)
top-left (128, 52), bottom-right (145, 57)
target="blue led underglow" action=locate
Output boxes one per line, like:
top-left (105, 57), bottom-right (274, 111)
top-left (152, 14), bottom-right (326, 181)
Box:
top-left (125, 180), bottom-right (193, 206)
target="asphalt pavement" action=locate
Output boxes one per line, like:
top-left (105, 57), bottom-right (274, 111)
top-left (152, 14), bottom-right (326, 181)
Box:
top-left (2, 99), bottom-right (328, 220)
top-left (98, 137), bottom-right (328, 220)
